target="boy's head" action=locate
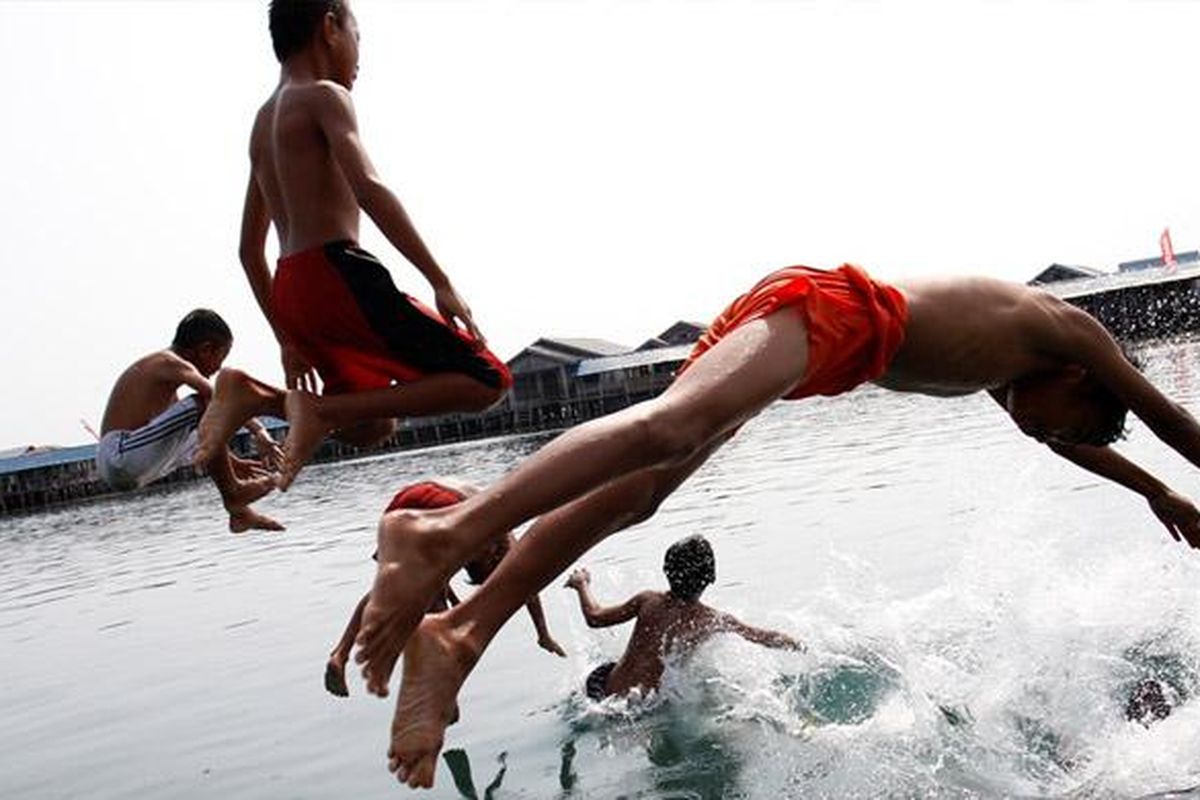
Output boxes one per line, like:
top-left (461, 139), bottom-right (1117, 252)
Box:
top-left (172, 309), bottom-right (232, 377)
top-left (663, 535), bottom-right (716, 601)
top-left (1006, 357), bottom-right (1136, 447)
top-left (269, 0), bottom-right (359, 87)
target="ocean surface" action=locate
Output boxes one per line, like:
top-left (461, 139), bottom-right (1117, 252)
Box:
top-left (4, 340), bottom-right (1200, 799)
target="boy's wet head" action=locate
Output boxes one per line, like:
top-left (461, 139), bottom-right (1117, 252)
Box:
top-left (1006, 364), bottom-right (1130, 447)
top-left (663, 535), bottom-right (716, 601)
top-left (173, 309), bottom-right (233, 377)
top-left (269, 0), bottom-right (355, 74)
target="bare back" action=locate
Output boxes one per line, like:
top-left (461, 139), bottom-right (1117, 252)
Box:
top-left (251, 81), bottom-right (360, 256)
top-left (606, 592), bottom-right (724, 696)
top-left (100, 352), bottom-right (187, 435)
top-left (879, 276), bottom-right (1079, 396)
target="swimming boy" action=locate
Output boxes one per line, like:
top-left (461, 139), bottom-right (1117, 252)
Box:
top-left (566, 536), bottom-right (802, 700)
top-left (353, 264), bottom-right (1200, 788)
top-left (195, 0), bottom-right (511, 489)
top-left (324, 478), bottom-right (565, 697)
top-left (96, 310), bottom-right (284, 532)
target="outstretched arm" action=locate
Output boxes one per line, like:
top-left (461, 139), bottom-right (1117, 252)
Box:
top-left (312, 81), bottom-right (483, 341)
top-left (1043, 302), bottom-right (1200, 466)
top-left (714, 611), bottom-right (805, 651)
top-left (1047, 441), bottom-right (1200, 548)
top-left (523, 594), bottom-right (566, 657)
top-left (563, 568), bottom-right (645, 628)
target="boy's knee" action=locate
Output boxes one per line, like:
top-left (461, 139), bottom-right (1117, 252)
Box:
top-left (467, 380), bottom-right (505, 411)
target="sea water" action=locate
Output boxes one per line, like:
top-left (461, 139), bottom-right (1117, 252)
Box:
top-left (3, 340), bottom-right (1200, 798)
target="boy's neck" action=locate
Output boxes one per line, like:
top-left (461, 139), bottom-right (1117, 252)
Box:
top-left (281, 51), bottom-right (338, 85)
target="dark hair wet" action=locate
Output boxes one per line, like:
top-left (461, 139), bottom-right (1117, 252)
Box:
top-left (172, 309), bottom-right (232, 351)
top-left (663, 535), bottom-right (716, 602)
top-left (269, 0), bottom-right (347, 63)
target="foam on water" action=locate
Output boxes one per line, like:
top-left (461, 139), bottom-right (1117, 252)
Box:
top-left (552, 515), bottom-right (1200, 799)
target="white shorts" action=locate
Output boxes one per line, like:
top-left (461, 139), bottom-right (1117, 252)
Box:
top-left (95, 396), bottom-right (201, 491)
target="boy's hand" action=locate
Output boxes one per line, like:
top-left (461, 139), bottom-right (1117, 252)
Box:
top-left (434, 284), bottom-right (485, 345)
top-left (1148, 490), bottom-right (1200, 549)
top-left (253, 429), bottom-right (285, 471)
top-left (281, 344), bottom-right (318, 393)
top-left (564, 568), bottom-right (590, 590)
top-left (538, 634), bottom-right (567, 658)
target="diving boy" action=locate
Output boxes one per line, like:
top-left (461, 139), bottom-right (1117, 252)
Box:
top-left (195, 0), bottom-right (511, 489)
top-left (566, 536), bottom-right (802, 700)
top-left (354, 264), bottom-right (1200, 788)
top-left (96, 309), bottom-right (283, 532)
top-left (324, 478), bottom-right (565, 698)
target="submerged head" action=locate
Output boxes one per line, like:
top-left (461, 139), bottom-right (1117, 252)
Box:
top-left (172, 309), bottom-right (232, 377)
top-left (269, 0), bottom-right (359, 88)
top-left (663, 535), bottom-right (716, 601)
top-left (1125, 679), bottom-right (1172, 726)
top-left (1005, 360), bottom-right (1135, 447)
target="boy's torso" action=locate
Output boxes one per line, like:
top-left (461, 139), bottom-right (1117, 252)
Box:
top-left (877, 276), bottom-right (1074, 397)
top-left (608, 593), bottom-right (721, 695)
top-left (251, 81), bottom-right (360, 257)
top-left (100, 351), bottom-right (183, 434)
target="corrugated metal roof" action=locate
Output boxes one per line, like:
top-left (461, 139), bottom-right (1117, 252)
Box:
top-left (575, 344), bottom-right (693, 377)
top-left (1039, 261), bottom-right (1200, 300)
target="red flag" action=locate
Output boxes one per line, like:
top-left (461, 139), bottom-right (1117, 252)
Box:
top-left (1160, 227), bottom-right (1177, 270)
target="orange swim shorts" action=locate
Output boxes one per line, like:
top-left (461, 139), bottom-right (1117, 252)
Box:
top-left (679, 264), bottom-right (908, 400)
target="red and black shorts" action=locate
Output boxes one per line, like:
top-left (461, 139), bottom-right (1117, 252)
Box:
top-left (271, 241), bottom-right (512, 396)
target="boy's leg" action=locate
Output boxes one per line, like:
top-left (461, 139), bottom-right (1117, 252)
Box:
top-left (278, 373), bottom-right (500, 490)
top-left (382, 438), bottom-right (724, 788)
top-left (195, 369), bottom-right (288, 465)
top-left (325, 592), bottom-right (369, 697)
top-left (356, 309), bottom-right (809, 697)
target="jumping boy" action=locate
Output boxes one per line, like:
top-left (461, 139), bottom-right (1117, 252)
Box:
top-left (352, 264), bottom-right (1200, 788)
top-left (324, 478), bottom-right (565, 698)
top-left (96, 309), bottom-right (284, 532)
top-left (566, 536), bottom-right (802, 701)
top-left (195, 0), bottom-right (510, 489)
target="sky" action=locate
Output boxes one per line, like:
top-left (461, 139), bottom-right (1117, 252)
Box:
top-left (3, 0), bottom-right (1200, 449)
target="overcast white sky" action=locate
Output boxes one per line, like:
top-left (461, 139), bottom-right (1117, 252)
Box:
top-left (3, 0), bottom-right (1200, 448)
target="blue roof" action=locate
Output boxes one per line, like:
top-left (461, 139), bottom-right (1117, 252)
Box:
top-left (0, 443), bottom-right (97, 476)
top-left (575, 344), bottom-right (693, 377)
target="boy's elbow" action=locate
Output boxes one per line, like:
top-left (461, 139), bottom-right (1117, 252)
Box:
top-left (584, 616), bottom-right (603, 628)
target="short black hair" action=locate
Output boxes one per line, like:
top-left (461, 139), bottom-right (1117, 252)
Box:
top-left (663, 535), bottom-right (716, 601)
top-left (173, 309), bottom-right (232, 351)
top-left (269, 0), bottom-right (347, 63)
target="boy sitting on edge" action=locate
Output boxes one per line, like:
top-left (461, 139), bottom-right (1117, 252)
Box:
top-left (96, 309), bottom-right (283, 532)
top-left (195, 0), bottom-right (510, 490)
top-left (353, 264), bottom-right (1200, 789)
top-left (566, 535), bottom-right (803, 700)
top-left (325, 478), bottom-right (565, 698)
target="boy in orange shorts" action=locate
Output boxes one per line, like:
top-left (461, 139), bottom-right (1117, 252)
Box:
top-left (194, 0), bottom-right (510, 490)
top-left (351, 262), bottom-right (1200, 788)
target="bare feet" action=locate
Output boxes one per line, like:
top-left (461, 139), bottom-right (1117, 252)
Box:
top-left (387, 614), bottom-right (477, 789)
top-left (355, 510), bottom-right (462, 697)
top-left (195, 369), bottom-right (280, 465)
top-left (277, 390), bottom-right (331, 491)
top-left (325, 655), bottom-right (350, 697)
top-left (224, 474), bottom-right (275, 509)
top-left (228, 506), bottom-right (285, 533)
